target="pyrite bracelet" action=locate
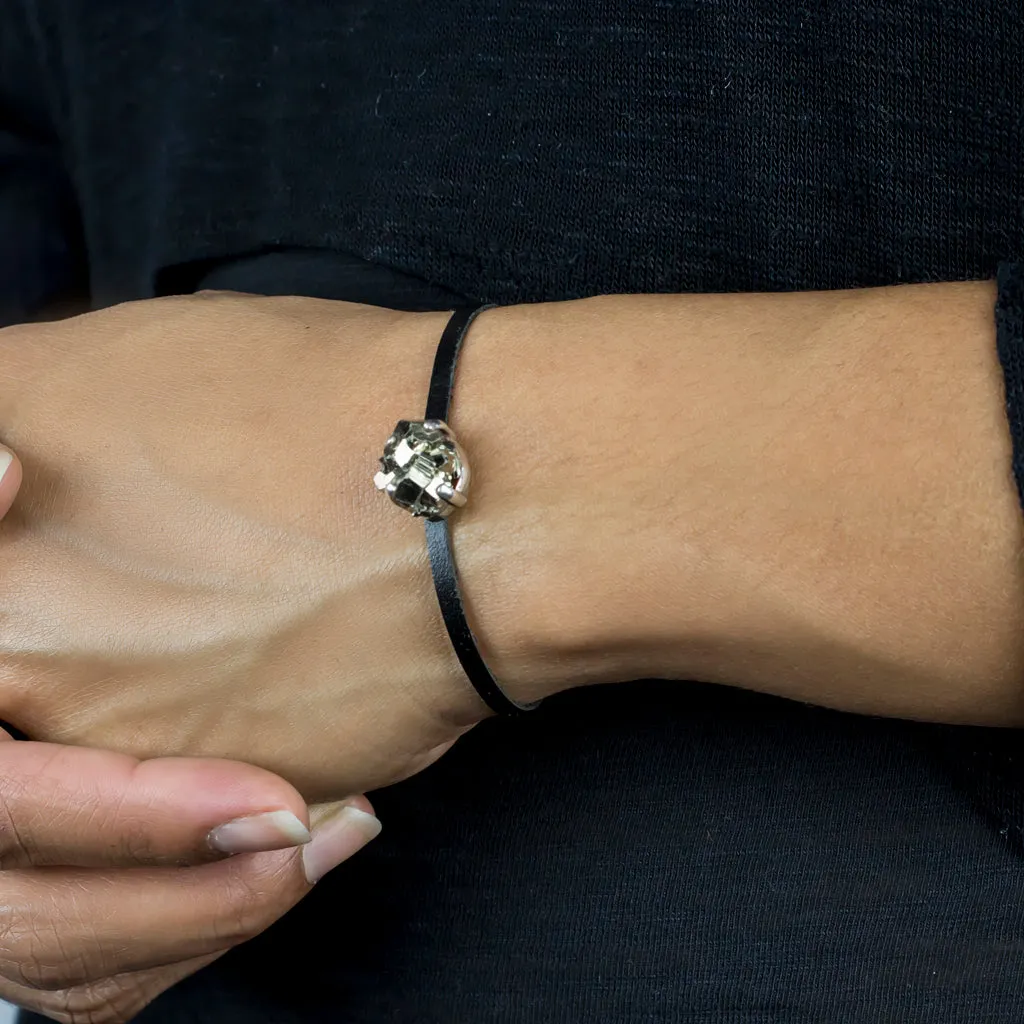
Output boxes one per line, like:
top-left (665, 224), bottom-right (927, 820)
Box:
top-left (373, 305), bottom-right (540, 716)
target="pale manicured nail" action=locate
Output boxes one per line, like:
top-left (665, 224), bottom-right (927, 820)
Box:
top-left (302, 806), bottom-right (382, 884)
top-left (207, 810), bottom-right (311, 855)
top-left (0, 451), bottom-right (13, 483)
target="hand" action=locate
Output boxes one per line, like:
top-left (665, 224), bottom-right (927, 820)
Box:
top-left (0, 736), bottom-right (380, 1024)
top-left (0, 437), bottom-right (380, 1023)
top-left (0, 293), bottom-right (578, 800)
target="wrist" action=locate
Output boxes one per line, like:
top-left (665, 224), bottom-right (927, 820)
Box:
top-left (448, 302), bottom-right (649, 705)
top-left (338, 303), bottom-right (581, 714)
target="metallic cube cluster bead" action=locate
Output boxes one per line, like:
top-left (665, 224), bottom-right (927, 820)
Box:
top-left (373, 418), bottom-right (470, 520)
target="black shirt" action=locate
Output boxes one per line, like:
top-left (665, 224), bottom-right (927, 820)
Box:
top-left (5, 2), bottom-right (1024, 1021)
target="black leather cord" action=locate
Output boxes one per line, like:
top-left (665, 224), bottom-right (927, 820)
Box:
top-left (425, 304), bottom-right (491, 422)
top-left (425, 306), bottom-right (540, 716)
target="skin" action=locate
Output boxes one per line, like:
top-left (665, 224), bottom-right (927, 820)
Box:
top-left (0, 280), bottom-right (1021, 1020)
top-left (465, 282), bottom-right (1024, 724)
top-left (0, 442), bottom-right (381, 1022)
top-left (0, 742), bottom-right (378, 1022)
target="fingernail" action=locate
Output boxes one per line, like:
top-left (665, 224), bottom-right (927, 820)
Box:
top-left (207, 810), bottom-right (311, 855)
top-left (302, 806), bottom-right (382, 884)
top-left (0, 451), bottom-right (13, 483)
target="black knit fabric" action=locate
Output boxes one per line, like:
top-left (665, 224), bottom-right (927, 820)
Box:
top-left (4, 2), bottom-right (1024, 1022)
top-left (998, 263), bottom-right (1024, 511)
top-left (3, 1), bottom-right (1024, 313)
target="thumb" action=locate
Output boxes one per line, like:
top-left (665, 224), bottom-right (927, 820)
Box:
top-left (0, 445), bottom-right (22, 519)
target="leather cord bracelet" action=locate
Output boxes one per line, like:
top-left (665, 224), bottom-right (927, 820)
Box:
top-left (373, 305), bottom-right (540, 716)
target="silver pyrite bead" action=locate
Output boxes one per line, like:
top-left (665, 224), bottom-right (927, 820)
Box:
top-left (373, 418), bottom-right (470, 520)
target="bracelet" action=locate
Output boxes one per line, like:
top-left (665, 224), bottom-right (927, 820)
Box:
top-left (373, 305), bottom-right (541, 716)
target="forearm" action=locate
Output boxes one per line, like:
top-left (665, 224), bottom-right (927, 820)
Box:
top-left (455, 282), bottom-right (1024, 725)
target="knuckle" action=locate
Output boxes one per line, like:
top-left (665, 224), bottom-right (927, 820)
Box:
top-left (0, 810), bottom-right (31, 871)
top-left (0, 893), bottom-right (98, 993)
top-left (32, 979), bottom-right (153, 1024)
top-left (3, 935), bottom-right (85, 994)
top-left (0, 902), bottom-right (51, 991)
top-left (0, 746), bottom-right (80, 870)
top-left (0, 775), bottom-right (46, 871)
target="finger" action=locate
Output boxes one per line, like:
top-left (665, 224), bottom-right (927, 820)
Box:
top-left (0, 744), bottom-right (312, 868)
top-left (304, 796), bottom-right (382, 884)
top-left (0, 798), bottom-right (381, 990)
top-left (0, 445), bottom-right (23, 519)
top-left (0, 951), bottom-right (221, 1024)
top-left (308, 794), bottom-right (375, 826)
